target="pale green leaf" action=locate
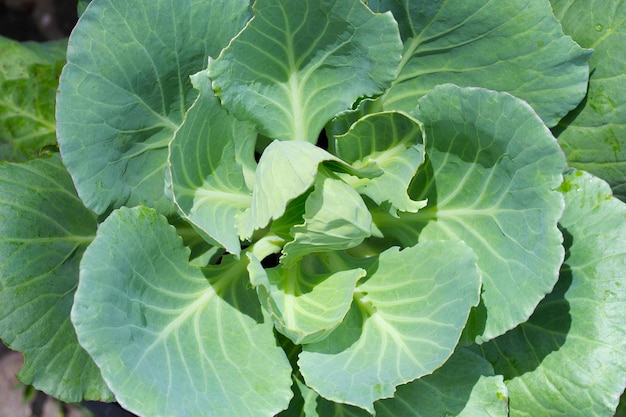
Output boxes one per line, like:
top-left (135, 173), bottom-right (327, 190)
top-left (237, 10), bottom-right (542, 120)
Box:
top-left (208, 0), bottom-right (402, 142)
top-left (373, 0), bottom-right (590, 127)
top-left (248, 253), bottom-right (366, 345)
top-left (72, 207), bottom-right (293, 417)
top-left (0, 156), bottom-right (111, 402)
top-left (476, 170), bottom-right (626, 417)
top-left (282, 175), bottom-right (374, 266)
top-left (168, 70), bottom-right (256, 256)
top-left (237, 140), bottom-right (342, 239)
top-left (0, 37), bottom-right (66, 161)
top-left (550, 0), bottom-right (626, 200)
top-left (333, 111), bottom-right (427, 216)
top-left (57, 0), bottom-right (252, 214)
top-left (298, 241), bottom-right (481, 413)
top-left (376, 85), bottom-right (566, 342)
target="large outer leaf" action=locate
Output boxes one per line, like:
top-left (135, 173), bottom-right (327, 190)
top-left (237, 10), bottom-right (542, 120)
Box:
top-left (373, 0), bottom-right (590, 127)
top-left (208, 0), bottom-right (402, 142)
top-left (72, 207), bottom-right (293, 417)
top-left (298, 241), bottom-right (481, 413)
top-left (168, 70), bottom-right (256, 256)
top-left (550, 0), bottom-right (626, 200)
top-left (0, 156), bottom-right (111, 402)
top-left (377, 85), bottom-right (566, 342)
top-left (0, 37), bottom-right (66, 162)
top-left (476, 170), bottom-right (626, 416)
top-left (57, 0), bottom-right (251, 214)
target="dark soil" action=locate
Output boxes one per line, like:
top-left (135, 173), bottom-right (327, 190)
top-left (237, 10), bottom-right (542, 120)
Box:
top-left (1, 0), bottom-right (78, 41)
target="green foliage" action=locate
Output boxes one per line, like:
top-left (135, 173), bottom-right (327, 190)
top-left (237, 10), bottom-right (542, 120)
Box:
top-left (476, 169), bottom-right (626, 416)
top-left (0, 0), bottom-right (625, 416)
top-left (0, 37), bottom-right (66, 161)
top-left (56, 0), bottom-right (253, 214)
top-left (73, 207), bottom-right (293, 416)
top-left (550, 0), bottom-right (626, 200)
top-left (0, 156), bottom-right (111, 401)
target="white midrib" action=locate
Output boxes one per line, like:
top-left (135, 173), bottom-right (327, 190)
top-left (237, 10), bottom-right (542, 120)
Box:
top-left (151, 288), bottom-right (216, 347)
top-left (195, 188), bottom-right (251, 208)
top-left (371, 312), bottom-right (424, 369)
top-left (370, 142), bottom-right (413, 167)
top-left (386, 36), bottom-right (421, 92)
top-left (146, 260), bottom-right (248, 350)
top-left (287, 71), bottom-right (307, 141)
top-left (404, 206), bottom-right (507, 222)
top-left (435, 206), bottom-right (509, 219)
top-left (284, 23), bottom-right (307, 141)
top-left (128, 286), bottom-right (216, 378)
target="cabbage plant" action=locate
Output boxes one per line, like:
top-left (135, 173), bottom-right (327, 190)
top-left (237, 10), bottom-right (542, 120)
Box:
top-left (0, 0), bottom-right (625, 416)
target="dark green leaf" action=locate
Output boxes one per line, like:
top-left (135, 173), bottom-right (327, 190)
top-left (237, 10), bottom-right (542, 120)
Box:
top-left (57, 0), bottom-right (252, 214)
top-left (372, 348), bottom-right (508, 417)
top-left (0, 37), bottom-right (66, 162)
top-left (0, 155), bottom-right (111, 401)
top-left (373, 0), bottom-right (590, 127)
top-left (551, 0), bottom-right (626, 200)
top-left (476, 170), bottom-right (626, 416)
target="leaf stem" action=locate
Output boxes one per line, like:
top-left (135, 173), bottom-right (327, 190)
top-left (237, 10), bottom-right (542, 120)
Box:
top-left (353, 290), bottom-right (377, 317)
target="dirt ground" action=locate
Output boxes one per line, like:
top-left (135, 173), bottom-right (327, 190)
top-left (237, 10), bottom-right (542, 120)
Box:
top-left (0, 344), bottom-right (89, 417)
top-left (0, 0), bottom-right (77, 41)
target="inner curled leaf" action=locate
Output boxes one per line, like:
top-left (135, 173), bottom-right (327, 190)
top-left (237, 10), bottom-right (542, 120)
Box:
top-left (332, 110), bottom-right (428, 216)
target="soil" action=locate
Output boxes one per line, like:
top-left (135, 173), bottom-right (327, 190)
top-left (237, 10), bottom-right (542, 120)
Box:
top-left (0, 0), bottom-right (78, 41)
top-left (0, 344), bottom-right (89, 417)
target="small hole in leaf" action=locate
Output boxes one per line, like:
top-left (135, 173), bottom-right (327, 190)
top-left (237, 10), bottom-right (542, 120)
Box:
top-left (261, 253), bottom-right (280, 269)
top-left (317, 128), bottom-right (328, 150)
